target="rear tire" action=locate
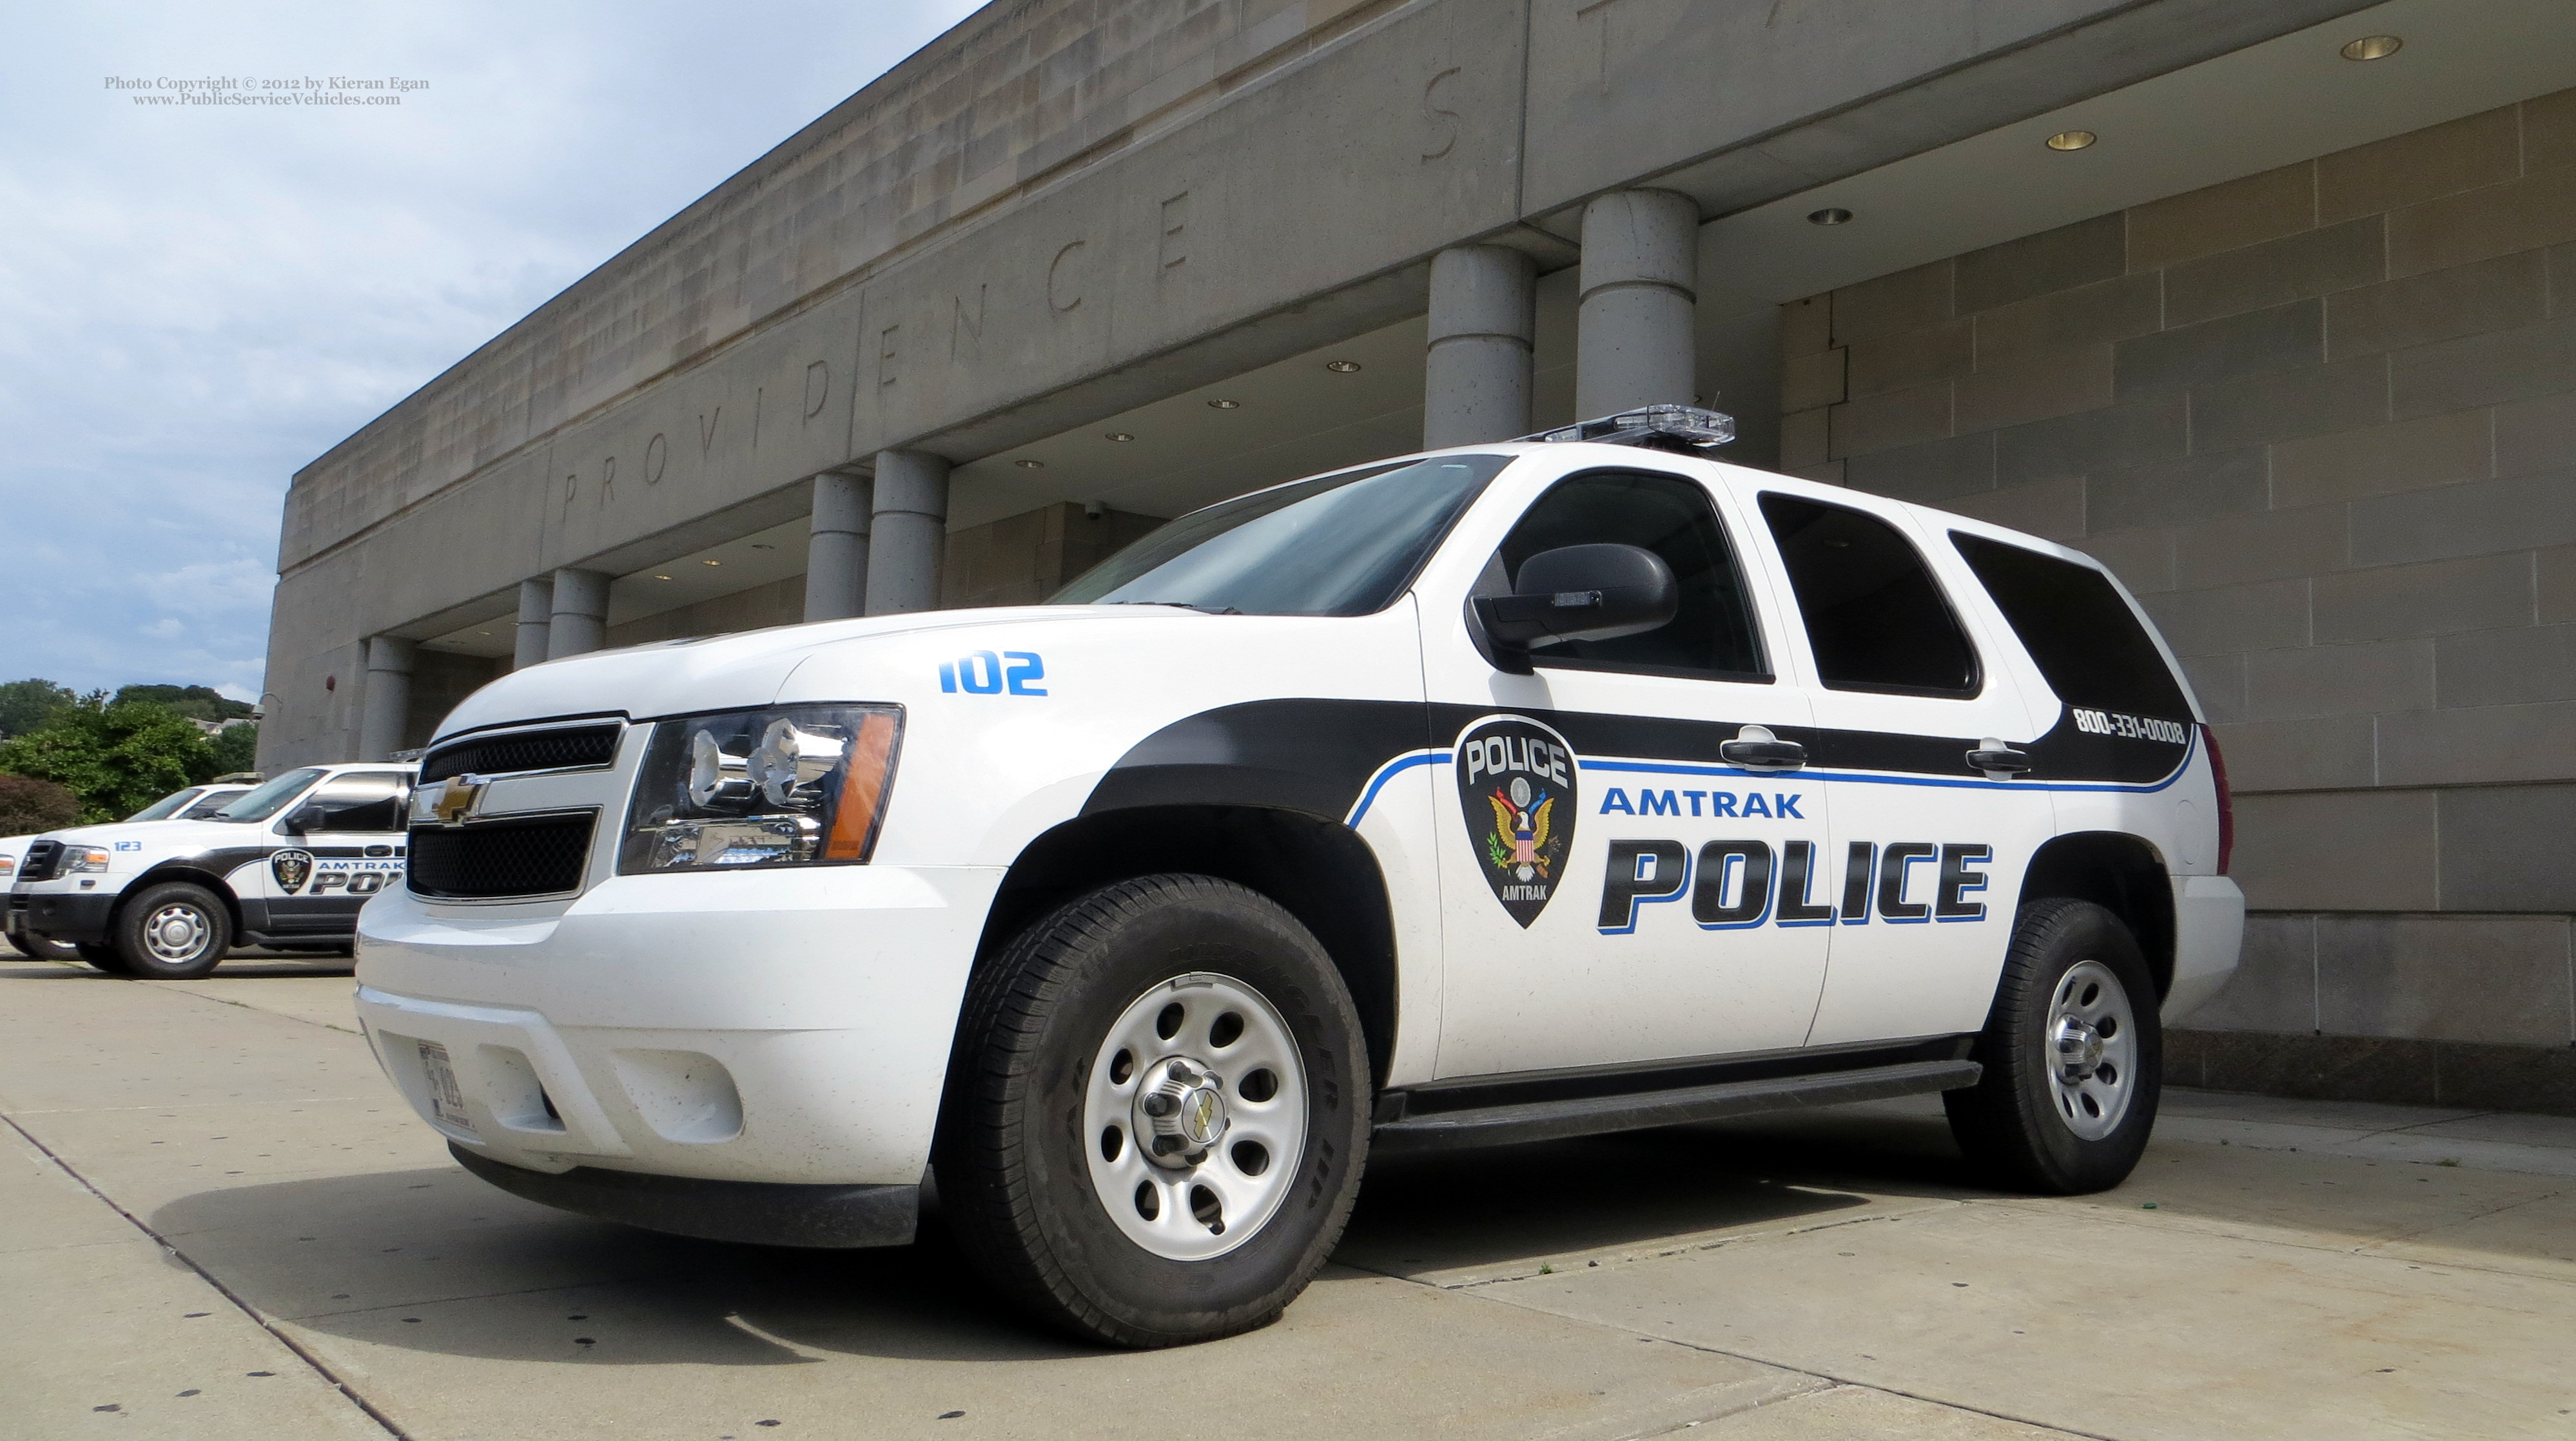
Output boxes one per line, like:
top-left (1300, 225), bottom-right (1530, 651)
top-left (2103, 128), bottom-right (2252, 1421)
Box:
top-left (1944, 898), bottom-right (2161, 1195)
top-left (935, 874), bottom-right (1371, 1348)
top-left (113, 882), bottom-right (233, 980)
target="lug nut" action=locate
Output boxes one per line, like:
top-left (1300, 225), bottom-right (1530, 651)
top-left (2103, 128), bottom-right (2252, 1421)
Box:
top-left (1153, 1135), bottom-right (1185, 1155)
top-left (1143, 1093), bottom-right (1178, 1117)
top-left (1186, 1150), bottom-right (1209, 1166)
top-left (1167, 1061), bottom-right (1197, 1083)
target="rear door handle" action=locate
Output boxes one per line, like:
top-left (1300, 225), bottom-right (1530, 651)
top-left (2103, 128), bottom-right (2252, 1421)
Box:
top-left (1967, 742), bottom-right (2032, 776)
top-left (1721, 724), bottom-right (1806, 770)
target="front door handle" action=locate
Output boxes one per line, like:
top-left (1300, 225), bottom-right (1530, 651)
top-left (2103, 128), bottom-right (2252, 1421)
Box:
top-left (1721, 724), bottom-right (1806, 770)
top-left (1967, 741), bottom-right (2033, 777)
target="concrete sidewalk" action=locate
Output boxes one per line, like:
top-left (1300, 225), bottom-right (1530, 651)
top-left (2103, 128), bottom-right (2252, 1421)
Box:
top-left (4, 956), bottom-right (2571, 1440)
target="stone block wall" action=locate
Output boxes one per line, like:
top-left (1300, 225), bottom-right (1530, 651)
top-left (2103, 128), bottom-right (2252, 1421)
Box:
top-left (1781, 89), bottom-right (2576, 1113)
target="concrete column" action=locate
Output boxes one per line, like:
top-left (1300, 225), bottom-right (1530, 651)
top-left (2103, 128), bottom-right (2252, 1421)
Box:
top-left (513, 577), bottom-right (553, 670)
top-left (356, 635), bottom-right (416, 762)
top-left (547, 567), bottom-right (612, 659)
top-left (1425, 245), bottom-right (1537, 448)
top-left (1576, 189), bottom-right (1700, 418)
top-left (804, 472), bottom-right (874, 622)
top-left (864, 450), bottom-right (951, 616)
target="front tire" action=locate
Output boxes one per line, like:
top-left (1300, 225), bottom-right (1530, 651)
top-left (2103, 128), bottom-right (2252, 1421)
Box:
top-left (75, 942), bottom-right (129, 974)
top-left (7, 929), bottom-right (83, 963)
top-left (935, 875), bottom-right (1371, 1348)
top-left (113, 882), bottom-right (233, 980)
top-left (1944, 898), bottom-right (2161, 1194)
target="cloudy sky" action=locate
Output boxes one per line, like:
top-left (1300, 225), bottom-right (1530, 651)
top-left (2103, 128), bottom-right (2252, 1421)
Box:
top-left (0, 0), bottom-right (979, 703)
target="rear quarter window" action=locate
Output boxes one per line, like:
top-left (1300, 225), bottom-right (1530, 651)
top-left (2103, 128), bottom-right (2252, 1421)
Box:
top-left (1951, 533), bottom-right (2190, 721)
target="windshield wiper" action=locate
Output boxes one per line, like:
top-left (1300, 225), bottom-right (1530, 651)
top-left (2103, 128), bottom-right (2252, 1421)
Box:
top-left (1106, 600), bottom-right (1242, 615)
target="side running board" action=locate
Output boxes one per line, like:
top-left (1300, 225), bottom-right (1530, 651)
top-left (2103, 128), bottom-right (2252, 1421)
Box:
top-left (1370, 1058), bottom-right (1982, 1154)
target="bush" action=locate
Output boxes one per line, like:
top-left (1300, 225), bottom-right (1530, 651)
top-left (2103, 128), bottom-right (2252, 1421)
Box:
top-left (0, 774), bottom-right (80, 834)
top-left (115, 684), bottom-right (255, 724)
top-left (0, 701), bottom-right (217, 824)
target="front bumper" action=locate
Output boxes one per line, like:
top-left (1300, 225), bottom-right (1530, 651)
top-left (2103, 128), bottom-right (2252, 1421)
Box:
top-left (14, 890), bottom-right (117, 947)
top-left (354, 864), bottom-right (1006, 1201)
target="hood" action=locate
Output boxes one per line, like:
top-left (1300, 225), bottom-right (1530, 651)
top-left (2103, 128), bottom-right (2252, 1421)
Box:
top-left (434, 605), bottom-right (1178, 739)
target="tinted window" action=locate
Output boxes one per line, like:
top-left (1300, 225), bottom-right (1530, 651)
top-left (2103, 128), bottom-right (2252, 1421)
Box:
top-left (179, 789), bottom-right (247, 818)
top-left (1496, 470), bottom-right (1767, 681)
top-left (1759, 494), bottom-right (1978, 696)
top-left (1953, 534), bottom-right (2190, 719)
top-left (1050, 454), bottom-right (1508, 617)
top-left (295, 773), bottom-right (411, 834)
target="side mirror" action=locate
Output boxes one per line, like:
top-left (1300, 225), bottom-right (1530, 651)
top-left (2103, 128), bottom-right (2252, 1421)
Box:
top-left (1473, 543), bottom-right (1679, 675)
top-left (279, 806), bottom-right (320, 836)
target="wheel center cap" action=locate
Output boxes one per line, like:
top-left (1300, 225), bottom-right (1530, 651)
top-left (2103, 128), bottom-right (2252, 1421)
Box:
top-left (1133, 1056), bottom-right (1227, 1167)
top-left (2052, 1016), bottom-right (2104, 1082)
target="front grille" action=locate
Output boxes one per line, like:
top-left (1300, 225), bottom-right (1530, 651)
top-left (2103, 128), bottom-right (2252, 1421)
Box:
top-left (408, 815), bottom-right (595, 900)
top-left (19, 839), bottom-right (61, 883)
top-left (420, 724), bottom-right (621, 784)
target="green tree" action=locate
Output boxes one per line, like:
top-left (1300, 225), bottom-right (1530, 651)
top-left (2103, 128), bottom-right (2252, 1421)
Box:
top-left (113, 684), bottom-right (254, 724)
top-left (0, 679), bottom-right (77, 739)
top-left (208, 722), bottom-right (259, 776)
top-left (0, 700), bottom-right (217, 823)
top-left (0, 774), bottom-right (81, 834)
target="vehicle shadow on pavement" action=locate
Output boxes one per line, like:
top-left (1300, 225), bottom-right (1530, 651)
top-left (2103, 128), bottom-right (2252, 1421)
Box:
top-left (146, 1105), bottom-right (1990, 1366)
top-left (151, 1166), bottom-right (1090, 1364)
top-left (1338, 1103), bottom-right (1983, 1279)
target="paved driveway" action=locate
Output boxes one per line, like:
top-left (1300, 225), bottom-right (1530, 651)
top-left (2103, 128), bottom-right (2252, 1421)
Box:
top-left (5, 956), bottom-right (2571, 1440)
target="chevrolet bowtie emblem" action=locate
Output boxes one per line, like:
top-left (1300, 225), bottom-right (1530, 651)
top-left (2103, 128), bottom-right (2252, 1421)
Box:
top-left (431, 775), bottom-right (489, 824)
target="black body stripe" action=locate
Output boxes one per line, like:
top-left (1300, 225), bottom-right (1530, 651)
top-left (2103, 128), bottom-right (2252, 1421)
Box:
top-left (1084, 696), bottom-right (2189, 820)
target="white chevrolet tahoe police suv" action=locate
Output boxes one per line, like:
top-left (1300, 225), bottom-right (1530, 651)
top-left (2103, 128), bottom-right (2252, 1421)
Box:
top-left (356, 407), bottom-right (2243, 1348)
top-left (11, 764), bottom-right (415, 977)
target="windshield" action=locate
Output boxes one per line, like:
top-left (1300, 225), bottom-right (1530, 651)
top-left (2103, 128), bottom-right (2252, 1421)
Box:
top-left (1048, 454), bottom-right (1510, 616)
top-left (210, 768), bottom-right (327, 823)
top-left (124, 788), bottom-right (206, 822)
top-left (179, 789), bottom-right (247, 818)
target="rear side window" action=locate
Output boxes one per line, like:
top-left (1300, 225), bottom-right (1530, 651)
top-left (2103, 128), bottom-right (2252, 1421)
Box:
top-left (1498, 470), bottom-right (1768, 681)
top-left (1759, 495), bottom-right (1978, 696)
top-left (1952, 534), bottom-right (2190, 719)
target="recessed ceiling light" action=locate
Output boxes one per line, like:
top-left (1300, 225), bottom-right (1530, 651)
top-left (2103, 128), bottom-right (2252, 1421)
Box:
top-left (2046, 130), bottom-right (2097, 151)
top-left (1105, 431), bottom-right (1136, 442)
top-left (1207, 398), bottom-right (1242, 409)
top-left (1323, 360), bottom-right (1362, 373)
top-left (2340, 34), bottom-right (2401, 61)
top-left (702, 559), bottom-right (721, 566)
top-left (655, 574), bottom-right (673, 581)
top-left (1806, 208), bottom-right (1852, 226)
top-left (476, 631), bottom-right (491, 637)
top-left (1015, 458), bottom-right (1046, 469)
top-left (749, 543), bottom-right (775, 550)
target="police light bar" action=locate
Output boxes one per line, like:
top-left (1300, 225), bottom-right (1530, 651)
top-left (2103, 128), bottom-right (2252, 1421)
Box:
top-left (1522, 403), bottom-right (1736, 452)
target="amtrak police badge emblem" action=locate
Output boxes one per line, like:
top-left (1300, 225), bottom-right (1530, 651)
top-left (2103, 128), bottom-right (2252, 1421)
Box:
top-left (1454, 716), bottom-right (1577, 928)
top-left (271, 848), bottom-right (315, 895)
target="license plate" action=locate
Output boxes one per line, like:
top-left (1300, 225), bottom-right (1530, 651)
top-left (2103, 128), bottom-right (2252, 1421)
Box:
top-left (416, 1040), bottom-right (476, 1134)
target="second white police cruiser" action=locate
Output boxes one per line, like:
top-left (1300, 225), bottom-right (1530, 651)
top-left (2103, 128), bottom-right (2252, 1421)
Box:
top-left (10, 764), bottom-right (415, 976)
top-left (358, 407), bottom-right (2243, 1348)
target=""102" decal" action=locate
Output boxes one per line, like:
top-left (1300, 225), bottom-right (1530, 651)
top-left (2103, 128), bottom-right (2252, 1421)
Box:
top-left (939, 650), bottom-right (1048, 696)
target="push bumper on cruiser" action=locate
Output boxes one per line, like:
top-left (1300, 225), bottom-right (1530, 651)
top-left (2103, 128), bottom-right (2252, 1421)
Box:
top-left (355, 864), bottom-right (1005, 1243)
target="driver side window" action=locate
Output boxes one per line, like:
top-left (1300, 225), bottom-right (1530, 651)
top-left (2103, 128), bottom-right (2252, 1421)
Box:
top-left (295, 774), bottom-right (411, 834)
top-left (1492, 470), bottom-right (1770, 682)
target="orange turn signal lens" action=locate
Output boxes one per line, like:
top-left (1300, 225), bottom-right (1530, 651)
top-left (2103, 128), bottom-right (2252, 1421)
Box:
top-left (823, 710), bottom-right (903, 862)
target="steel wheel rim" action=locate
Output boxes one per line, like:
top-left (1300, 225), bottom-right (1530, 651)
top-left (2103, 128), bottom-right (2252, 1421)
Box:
top-left (142, 904), bottom-right (211, 964)
top-left (2045, 959), bottom-right (2136, 1140)
top-left (1082, 971), bottom-right (1307, 1262)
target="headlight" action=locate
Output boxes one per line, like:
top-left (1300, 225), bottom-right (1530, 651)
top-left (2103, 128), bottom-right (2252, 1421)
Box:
top-left (619, 704), bottom-right (903, 873)
top-left (62, 846), bottom-right (112, 874)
